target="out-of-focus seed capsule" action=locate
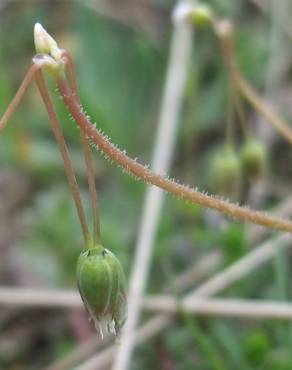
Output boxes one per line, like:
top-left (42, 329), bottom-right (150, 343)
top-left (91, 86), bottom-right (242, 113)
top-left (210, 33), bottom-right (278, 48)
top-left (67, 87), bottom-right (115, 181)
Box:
top-left (77, 245), bottom-right (127, 338)
top-left (240, 139), bottom-right (267, 181)
top-left (188, 3), bottom-right (213, 27)
top-left (172, 2), bottom-right (213, 27)
top-left (209, 145), bottom-right (241, 198)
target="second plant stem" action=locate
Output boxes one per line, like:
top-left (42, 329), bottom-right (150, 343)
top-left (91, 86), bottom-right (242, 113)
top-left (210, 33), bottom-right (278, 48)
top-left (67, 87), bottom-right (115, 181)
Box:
top-left (35, 70), bottom-right (90, 246)
top-left (55, 75), bottom-right (292, 233)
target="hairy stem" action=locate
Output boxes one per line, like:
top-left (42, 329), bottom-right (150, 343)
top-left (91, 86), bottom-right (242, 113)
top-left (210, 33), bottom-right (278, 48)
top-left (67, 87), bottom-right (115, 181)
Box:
top-left (63, 51), bottom-right (101, 244)
top-left (57, 77), bottom-right (292, 233)
top-left (0, 64), bottom-right (40, 132)
top-left (35, 70), bottom-right (90, 245)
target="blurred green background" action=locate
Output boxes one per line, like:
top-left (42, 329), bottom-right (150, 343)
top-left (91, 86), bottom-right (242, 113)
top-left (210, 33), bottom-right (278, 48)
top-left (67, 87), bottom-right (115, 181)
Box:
top-left (0, 0), bottom-right (292, 369)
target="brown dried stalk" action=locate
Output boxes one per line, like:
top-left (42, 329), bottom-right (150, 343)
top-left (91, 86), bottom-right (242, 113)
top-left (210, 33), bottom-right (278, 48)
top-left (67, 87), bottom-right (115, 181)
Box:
top-left (213, 18), bottom-right (292, 145)
top-left (2, 287), bottom-right (292, 321)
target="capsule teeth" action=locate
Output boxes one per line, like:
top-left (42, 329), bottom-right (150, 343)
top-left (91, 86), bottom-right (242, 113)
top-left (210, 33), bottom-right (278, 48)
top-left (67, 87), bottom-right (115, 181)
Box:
top-left (93, 317), bottom-right (104, 339)
top-left (93, 315), bottom-right (117, 339)
top-left (107, 320), bottom-right (116, 335)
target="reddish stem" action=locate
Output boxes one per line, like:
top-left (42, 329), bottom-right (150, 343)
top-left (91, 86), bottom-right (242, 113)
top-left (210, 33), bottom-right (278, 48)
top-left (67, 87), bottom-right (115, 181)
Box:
top-left (57, 77), bottom-right (292, 233)
top-left (63, 50), bottom-right (101, 244)
top-left (0, 64), bottom-right (40, 132)
top-left (35, 70), bottom-right (90, 246)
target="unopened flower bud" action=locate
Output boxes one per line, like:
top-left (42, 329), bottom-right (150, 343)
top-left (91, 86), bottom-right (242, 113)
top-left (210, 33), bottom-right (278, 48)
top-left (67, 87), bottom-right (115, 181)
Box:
top-left (34, 23), bottom-right (64, 76)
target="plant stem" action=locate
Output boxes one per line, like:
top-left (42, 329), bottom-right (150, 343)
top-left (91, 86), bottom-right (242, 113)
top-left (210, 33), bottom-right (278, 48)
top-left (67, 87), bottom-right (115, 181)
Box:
top-left (0, 63), bottom-right (40, 132)
top-left (231, 79), bottom-right (249, 139)
top-left (35, 70), bottom-right (90, 246)
top-left (80, 132), bottom-right (101, 244)
top-left (213, 19), bottom-right (292, 144)
top-left (225, 79), bottom-right (235, 146)
top-left (62, 51), bottom-right (101, 244)
top-left (233, 70), bottom-right (292, 144)
top-left (57, 77), bottom-right (292, 233)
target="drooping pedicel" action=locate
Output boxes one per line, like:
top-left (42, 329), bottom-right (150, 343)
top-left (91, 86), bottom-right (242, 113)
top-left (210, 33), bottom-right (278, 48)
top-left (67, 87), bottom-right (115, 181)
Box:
top-left (77, 245), bottom-right (127, 338)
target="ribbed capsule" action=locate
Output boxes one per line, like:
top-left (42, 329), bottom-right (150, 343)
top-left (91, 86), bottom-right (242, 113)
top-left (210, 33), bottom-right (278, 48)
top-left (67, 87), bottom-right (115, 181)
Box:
top-left (77, 245), bottom-right (127, 338)
top-left (240, 139), bottom-right (267, 181)
top-left (209, 145), bottom-right (241, 198)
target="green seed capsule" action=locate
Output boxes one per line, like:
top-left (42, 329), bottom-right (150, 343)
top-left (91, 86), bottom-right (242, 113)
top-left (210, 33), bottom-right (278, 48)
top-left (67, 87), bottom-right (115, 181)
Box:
top-left (209, 145), bottom-right (241, 198)
top-left (77, 245), bottom-right (127, 338)
top-left (240, 139), bottom-right (267, 181)
top-left (188, 4), bottom-right (213, 27)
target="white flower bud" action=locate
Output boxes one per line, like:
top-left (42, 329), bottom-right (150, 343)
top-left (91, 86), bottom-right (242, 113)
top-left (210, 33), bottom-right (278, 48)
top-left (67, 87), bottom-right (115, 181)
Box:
top-left (34, 23), bottom-right (64, 76)
top-left (172, 2), bottom-right (213, 26)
